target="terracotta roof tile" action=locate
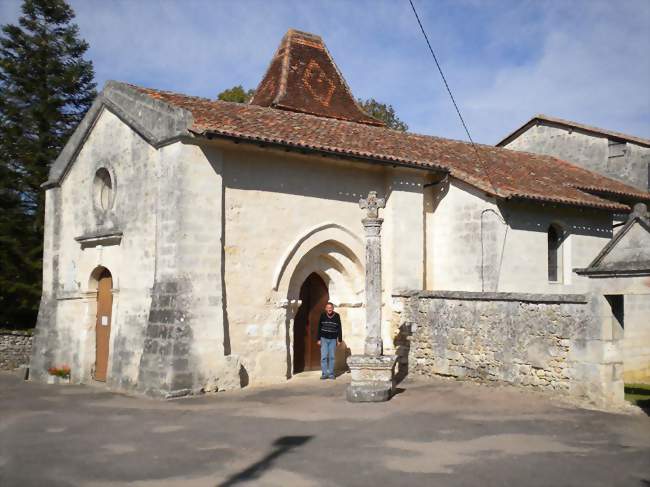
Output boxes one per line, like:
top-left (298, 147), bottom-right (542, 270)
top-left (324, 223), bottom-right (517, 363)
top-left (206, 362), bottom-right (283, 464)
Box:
top-left (133, 84), bottom-right (650, 212)
top-left (249, 29), bottom-right (383, 126)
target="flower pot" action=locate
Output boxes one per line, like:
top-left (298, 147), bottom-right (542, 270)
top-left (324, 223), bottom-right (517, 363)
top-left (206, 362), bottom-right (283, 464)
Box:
top-left (47, 375), bottom-right (71, 385)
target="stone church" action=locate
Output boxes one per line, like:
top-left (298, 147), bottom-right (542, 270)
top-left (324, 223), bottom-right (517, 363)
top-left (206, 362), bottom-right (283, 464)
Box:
top-left (31, 29), bottom-right (650, 402)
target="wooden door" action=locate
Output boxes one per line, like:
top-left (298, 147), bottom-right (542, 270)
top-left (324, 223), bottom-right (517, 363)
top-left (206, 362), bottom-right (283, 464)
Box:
top-left (293, 273), bottom-right (329, 373)
top-left (95, 269), bottom-right (113, 382)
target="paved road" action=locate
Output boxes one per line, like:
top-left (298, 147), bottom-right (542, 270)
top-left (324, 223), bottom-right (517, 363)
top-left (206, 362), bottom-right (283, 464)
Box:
top-left (1, 371), bottom-right (649, 486)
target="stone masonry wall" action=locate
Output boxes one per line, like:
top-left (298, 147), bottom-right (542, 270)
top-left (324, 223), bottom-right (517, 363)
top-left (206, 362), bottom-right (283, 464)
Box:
top-left (393, 290), bottom-right (623, 405)
top-left (0, 331), bottom-right (33, 370)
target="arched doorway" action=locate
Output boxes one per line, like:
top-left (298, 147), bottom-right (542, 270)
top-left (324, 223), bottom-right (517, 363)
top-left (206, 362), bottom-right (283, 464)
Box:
top-left (293, 273), bottom-right (329, 373)
top-left (93, 268), bottom-right (113, 382)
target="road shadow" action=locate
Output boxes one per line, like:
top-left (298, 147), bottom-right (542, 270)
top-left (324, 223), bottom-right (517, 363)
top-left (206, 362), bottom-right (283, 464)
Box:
top-left (625, 385), bottom-right (650, 416)
top-left (217, 435), bottom-right (313, 486)
top-left (636, 401), bottom-right (650, 416)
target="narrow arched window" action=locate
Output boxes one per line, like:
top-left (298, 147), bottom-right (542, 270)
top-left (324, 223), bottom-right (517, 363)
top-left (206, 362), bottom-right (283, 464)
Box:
top-left (547, 224), bottom-right (562, 282)
top-left (94, 168), bottom-right (115, 210)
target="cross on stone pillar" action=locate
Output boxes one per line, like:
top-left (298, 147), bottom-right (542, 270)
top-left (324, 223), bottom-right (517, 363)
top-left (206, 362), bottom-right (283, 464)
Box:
top-left (359, 191), bottom-right (385, 356)
top-left (345, 191), bottom-right (397, 403)
top-left (359, 190), bottom-right (385, 220)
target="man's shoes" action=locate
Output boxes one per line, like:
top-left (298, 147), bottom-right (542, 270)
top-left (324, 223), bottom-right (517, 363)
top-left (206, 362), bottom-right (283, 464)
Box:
top-left (329, 375), bottom-right (336, 380)
top-left (320, 375), bottom-right (327, 380)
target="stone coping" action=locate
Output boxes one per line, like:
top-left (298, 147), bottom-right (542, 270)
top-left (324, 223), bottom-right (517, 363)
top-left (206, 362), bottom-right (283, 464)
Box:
top-left (574, 267), bottom-right (650, 277)
top-left (0, 330), bottom-right (33, 337)
top-left (74, 229), bottom-right (123, 242)
top-left (347, 354), bottom-right (397, 368)
top-left (74, 230), bottom-right (123, 248)
top-left (392, 290), bottom-right (588, 304)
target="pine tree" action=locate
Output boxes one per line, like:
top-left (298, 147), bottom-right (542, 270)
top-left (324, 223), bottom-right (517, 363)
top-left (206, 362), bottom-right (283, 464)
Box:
top-left (0, 0), bottom-right (96, 328)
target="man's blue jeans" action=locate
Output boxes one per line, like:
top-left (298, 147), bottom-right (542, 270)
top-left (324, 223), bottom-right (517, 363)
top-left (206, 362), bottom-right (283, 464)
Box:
top-left (320, 338), bottom-right (337, 378)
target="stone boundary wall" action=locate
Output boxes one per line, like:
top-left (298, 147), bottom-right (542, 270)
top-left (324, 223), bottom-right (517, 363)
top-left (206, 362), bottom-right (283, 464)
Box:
top-left (0, 330), bottom-right (33, 370)
top-left (392, 291), bottom-right (623, 406)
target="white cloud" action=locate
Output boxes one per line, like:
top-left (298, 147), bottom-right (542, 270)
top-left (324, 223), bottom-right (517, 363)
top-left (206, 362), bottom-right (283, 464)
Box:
top-left (460, 0), bottom-right (650, 142)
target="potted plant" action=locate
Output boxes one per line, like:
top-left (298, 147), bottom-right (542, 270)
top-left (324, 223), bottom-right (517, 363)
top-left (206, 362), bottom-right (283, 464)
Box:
top-left (47, 365), bottom-right (71, 385)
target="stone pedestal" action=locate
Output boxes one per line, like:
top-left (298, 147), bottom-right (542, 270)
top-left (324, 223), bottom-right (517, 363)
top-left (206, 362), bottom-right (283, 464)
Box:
top-left (346, 355), bottom-right (397, 402)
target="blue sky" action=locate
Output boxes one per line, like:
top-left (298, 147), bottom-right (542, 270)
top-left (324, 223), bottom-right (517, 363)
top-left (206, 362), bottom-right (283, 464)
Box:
top-left (1, 0), bottom-right (649, 143)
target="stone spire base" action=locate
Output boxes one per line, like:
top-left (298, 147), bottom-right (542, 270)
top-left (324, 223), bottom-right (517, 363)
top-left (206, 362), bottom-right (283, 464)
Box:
top-left (346, 355), bottom-right (397, 402)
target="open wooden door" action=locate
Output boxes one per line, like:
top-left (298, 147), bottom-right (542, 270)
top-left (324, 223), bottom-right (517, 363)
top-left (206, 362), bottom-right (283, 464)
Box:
top-left (293, 273), bottom-right (329, 373)
top-left (94, 269), bottom-right (113, 382)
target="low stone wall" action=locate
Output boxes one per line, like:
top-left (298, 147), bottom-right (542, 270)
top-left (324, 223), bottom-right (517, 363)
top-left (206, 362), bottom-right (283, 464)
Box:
top-left (0, 330), bottom-right (33, 370)
top-left (392, 291), bottom-right (623, 406)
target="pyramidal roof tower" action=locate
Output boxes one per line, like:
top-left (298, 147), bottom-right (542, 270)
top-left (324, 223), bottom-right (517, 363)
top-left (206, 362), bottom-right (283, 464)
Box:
top-left (250, 29), bottom-right (385, 126)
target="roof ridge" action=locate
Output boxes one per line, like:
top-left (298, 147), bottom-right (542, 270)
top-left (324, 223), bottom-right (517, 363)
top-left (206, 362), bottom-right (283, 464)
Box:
top-left (314, 30), bottom-right (379, 123)
top-left (498, 113), bottom-right (650, 147)
top-left (578, 207), bottom-right (650, 273)
top-left (274, 29), bottom-right (291, 106)
top-left (534, 114), bottom-right (650, 146)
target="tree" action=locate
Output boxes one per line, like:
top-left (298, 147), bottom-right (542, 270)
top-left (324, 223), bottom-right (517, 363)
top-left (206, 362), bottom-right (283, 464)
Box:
top-left (357, 98), bottom-right (408, 131)
top-left (217, 85), bottom-right (255, 103)
top-left (0, 0), bottom-right (96, 328)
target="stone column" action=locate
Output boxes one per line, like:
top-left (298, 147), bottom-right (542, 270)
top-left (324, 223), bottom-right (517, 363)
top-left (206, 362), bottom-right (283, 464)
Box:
top-left (362, 216), bottom-right (383, 356)
top-left (346, 191), bottom-right (397, 402)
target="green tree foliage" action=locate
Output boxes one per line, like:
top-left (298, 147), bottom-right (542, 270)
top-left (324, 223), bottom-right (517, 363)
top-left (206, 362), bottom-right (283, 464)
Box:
top-left (0, 0), bottom-right (96, 327)
top-left (217, 85), bottom-right (255, 103)
top-left (357, 98), bottom-right (408, 131)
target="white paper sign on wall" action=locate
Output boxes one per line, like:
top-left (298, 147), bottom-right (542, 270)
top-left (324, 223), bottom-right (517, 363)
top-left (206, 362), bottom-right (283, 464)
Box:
top-left (101, 316), bottom-right (109, 326)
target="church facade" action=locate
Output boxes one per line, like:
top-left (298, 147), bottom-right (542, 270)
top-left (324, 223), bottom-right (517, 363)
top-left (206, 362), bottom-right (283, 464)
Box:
top-left (30, 30), bottom-right (650, 400)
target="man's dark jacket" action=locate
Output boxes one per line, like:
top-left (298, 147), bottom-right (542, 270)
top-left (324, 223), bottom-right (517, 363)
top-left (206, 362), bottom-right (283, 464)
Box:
top-left (317, 312), bottom-right (342, 341)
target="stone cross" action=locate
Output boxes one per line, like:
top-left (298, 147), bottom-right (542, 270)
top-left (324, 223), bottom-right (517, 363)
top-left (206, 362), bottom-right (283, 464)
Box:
top-left (359, 191), bottom-right (385, 219)
top-left (346, 194), bottom-right (396, 402)
top-left (359, 191), bottom-right (384, 356)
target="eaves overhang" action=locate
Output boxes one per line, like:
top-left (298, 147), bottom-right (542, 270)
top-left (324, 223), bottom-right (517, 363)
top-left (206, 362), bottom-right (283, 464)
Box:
top-left (195, 128), bottom-right (452, 178)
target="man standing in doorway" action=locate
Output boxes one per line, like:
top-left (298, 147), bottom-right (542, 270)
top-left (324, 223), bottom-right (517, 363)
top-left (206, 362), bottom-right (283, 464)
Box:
top-left (317, 302), bottom-right (342, 380)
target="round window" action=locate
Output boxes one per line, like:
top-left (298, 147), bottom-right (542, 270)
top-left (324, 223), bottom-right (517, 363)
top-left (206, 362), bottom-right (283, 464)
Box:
top-left (94, 168), bottom-right (114, 210)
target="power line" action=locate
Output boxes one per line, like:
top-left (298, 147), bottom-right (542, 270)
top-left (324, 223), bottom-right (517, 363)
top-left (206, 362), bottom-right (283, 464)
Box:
top-left (408, 0), bottom-right (497, 194)
top-left (408, 0), bottom-right (475, 145)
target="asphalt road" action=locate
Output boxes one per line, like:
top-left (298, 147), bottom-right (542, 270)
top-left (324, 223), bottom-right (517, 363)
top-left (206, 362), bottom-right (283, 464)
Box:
top-left (1, 370), bottom-right (649, 486)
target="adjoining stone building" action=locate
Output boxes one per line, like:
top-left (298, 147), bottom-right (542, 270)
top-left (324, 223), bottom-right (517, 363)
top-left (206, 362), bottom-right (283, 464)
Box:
top-left (497, 114), bottom-right (650, 192)
top-left (30, 29), bottom-right (650, 403)
top-left (498, 115), bottom-right (650, 387)
top-left (575, 203), bottom-right (650, 383)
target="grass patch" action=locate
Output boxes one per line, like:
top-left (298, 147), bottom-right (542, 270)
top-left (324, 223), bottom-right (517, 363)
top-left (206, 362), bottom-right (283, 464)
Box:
top-left (625, 383), bottom-right (650, 414)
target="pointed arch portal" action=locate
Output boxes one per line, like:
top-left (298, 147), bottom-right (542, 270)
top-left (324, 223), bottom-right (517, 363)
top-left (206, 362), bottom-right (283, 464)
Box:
top-left (274, 222), bottom-right (364, 377)
top-left (273, 222), bottom-right (363, 304)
